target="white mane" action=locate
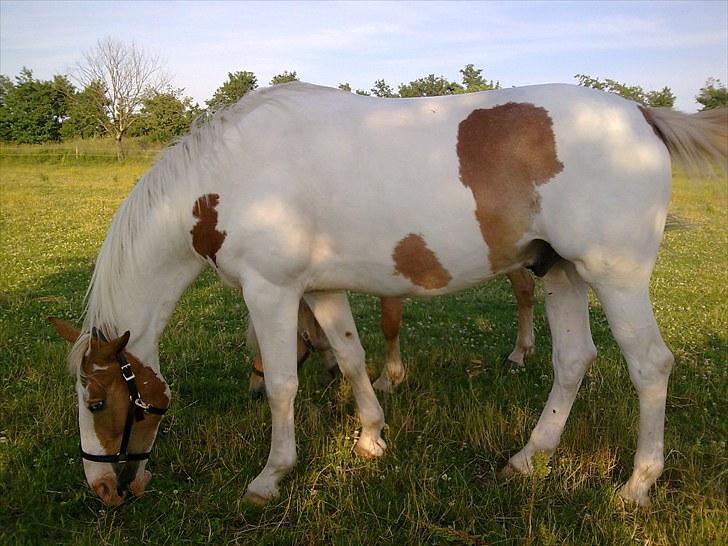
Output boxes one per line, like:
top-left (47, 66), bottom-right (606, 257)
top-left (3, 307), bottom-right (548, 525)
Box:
top-left (69, 82), bottom-right (328, 374)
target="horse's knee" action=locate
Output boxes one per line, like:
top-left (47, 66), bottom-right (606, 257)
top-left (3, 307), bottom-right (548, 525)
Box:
top-left (265, 374), bottom-right (298, 408)
top-left (553, 344), bottom-right (597, 388)
top-left (628, 344), bottom-right (673, 392)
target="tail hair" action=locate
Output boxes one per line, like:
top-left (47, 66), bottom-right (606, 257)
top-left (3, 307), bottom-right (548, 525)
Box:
top-left (641, 106), bottom-right (727, 177)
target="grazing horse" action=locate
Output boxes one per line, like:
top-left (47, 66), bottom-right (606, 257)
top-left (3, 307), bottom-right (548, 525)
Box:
top-left (247, 269), bottom-right (536, 398)
top-left (49, 82), bottom-right (725, 508)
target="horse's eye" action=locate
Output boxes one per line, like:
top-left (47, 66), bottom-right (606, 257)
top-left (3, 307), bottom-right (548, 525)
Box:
top-left (88, 401), bottom-right (105, 413)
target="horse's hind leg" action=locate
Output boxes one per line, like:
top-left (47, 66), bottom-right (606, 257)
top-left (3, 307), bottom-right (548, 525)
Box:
top-left (304, 291), bottom-right (387, 458)
top-left (505, 262), bottom-right (597, 475)
top-left (505, 268), bottom-right (536, 367)
top-left (372, 297), bottom-right (405, 393)
top-left (591, 283), bottom-right (673, 506)
top-left (241, 281), bottom-right (301, 505)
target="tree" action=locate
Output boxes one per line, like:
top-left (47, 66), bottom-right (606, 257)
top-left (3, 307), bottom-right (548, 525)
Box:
top-left (0, 68), bottom-right (72, 143)
top-left (338, 82), bottom-right (352, 92)
top-left (371, 79), bottom-right (396, 98)
top-left (206, 71), bottom-right (258, 110)
top-left (696, 78), bottom-right (728, 110)
top-left (132, 88), bottom-right (200, 142)
top-left (575, 74), bottom-right (675, 107)
top-left (74, 37), bottom-right (170, 160)
top-left (61, 80), bottom-right (109, 139)
top-left (460, 64), bottom-right (500, 93)
top-left (398, 74), bottom-right (464, 97)
top-left (270, 71), bottom-right (299, 85)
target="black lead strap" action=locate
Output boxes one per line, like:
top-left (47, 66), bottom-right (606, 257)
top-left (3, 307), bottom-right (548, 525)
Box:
top-left (80, 329), bottom-right (168, 465)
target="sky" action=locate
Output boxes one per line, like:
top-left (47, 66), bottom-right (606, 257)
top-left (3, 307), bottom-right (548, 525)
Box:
top-left (1, 0), bottom-right (726, 112)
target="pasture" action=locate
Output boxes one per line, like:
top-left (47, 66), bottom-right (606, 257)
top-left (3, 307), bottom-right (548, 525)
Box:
top-left (1, 149), bottom-right (726, 545)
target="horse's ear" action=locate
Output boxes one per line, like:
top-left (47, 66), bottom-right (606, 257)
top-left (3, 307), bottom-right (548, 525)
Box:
top-left (109, 331), bottom-right (131, 355)
top-left (48, 317), bottom-right (80, 343)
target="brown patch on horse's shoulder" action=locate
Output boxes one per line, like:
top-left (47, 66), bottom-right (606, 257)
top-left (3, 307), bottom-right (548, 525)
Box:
top-left (191, 193), bottom-right (227, 265)
top-left (457, 102), bottom-right (563, 272)
top-left (392, 234), bottom-right (452, 290)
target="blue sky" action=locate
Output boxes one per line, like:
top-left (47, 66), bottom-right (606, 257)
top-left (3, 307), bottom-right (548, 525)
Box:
top-left (1, 1), bottom-right (726, 111)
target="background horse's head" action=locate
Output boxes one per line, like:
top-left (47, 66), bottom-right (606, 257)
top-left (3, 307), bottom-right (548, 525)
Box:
top-left (49, 318), bottom-right (169, 506)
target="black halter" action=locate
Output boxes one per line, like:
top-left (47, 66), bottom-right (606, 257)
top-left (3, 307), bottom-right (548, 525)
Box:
top-left (80, 328), bottom-right (168, 464)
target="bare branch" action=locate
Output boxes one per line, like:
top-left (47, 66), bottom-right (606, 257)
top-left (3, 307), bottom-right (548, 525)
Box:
top-left (72, 37), bottom-right (170, 159)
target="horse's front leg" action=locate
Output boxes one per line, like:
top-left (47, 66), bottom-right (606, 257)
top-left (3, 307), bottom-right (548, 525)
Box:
top-left (303, 291), bottom-right (387, 459)
top-left (242, 281), bottom-right (301, 505)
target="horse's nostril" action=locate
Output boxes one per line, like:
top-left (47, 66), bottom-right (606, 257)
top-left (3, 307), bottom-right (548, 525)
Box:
top-left (93, 476), bottom-right (125, 506)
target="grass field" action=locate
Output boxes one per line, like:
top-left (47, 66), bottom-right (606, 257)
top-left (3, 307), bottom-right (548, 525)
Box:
top-left (1, 152), bottom-right (726, 545)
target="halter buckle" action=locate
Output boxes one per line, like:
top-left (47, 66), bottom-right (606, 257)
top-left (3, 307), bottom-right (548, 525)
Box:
top-left (120, 362), bottom-right (135, 381)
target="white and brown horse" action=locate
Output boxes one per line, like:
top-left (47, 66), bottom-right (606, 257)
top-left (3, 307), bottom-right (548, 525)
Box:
top-left (247, 269), bottom-right (536, 398)
top-left (50, 82), bottom-right (726, 507)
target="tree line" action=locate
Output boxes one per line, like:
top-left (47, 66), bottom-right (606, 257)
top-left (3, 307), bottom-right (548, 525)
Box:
top-left (1, 37), bottom-right (726, 158)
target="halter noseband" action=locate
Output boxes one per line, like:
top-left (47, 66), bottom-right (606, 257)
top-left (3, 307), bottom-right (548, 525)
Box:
top-left (80, 328), bottom-right (168, 464)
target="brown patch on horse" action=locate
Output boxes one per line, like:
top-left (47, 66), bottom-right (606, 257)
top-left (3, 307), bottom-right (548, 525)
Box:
top-left (457, 102), bottom-right (563, 272)
top-left (82, 341), bottom-right (168, 454)
top-left (392, 234), bottom-right (452, 289)
top-left (191, 193), bottom-right (227, 265)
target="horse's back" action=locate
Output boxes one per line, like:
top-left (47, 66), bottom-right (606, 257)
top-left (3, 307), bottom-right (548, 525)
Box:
top-left (215, 83), bottom-right (672, 294)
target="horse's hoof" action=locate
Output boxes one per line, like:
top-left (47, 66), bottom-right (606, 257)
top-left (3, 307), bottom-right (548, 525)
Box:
top-left (500, 462), bottom-right (520, 479)
top-left (618, 483), bottom-right (651, 507)
top-left (502, 356), bottom-right (525, 374)
top-left (372, 376), bottom-right (393, 393)
top-left (243, 489), bottom-right (270, 506)
top-left (354, 435), bottom-right (387, 459)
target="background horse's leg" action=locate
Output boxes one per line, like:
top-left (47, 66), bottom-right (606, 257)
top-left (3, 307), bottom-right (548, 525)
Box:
top-left (372, 297), bottom-right (405, 393)
top-left (241, 281), bottom-right (301, 505)
top-left (304, 291), bottom-right (387, 459)
top-left (504, 268), bottom-right (536, 367)
top-left (505, 262), bottom-right (596, 475)
top-left (592, 284), bottom-right (673, 506)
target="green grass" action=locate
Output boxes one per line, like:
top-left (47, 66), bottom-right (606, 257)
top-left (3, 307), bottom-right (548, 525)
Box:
top-left (0, 137), bottom-right (164, 165)
top-left (1, 157), bottom-right (726, 545)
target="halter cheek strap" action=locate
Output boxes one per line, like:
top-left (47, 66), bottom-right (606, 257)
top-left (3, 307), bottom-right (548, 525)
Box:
top-left (80, 329), bottom-right (168, 464)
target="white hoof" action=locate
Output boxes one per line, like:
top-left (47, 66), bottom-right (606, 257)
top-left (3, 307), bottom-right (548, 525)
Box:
top-left (372, 375), bottom-right (394, 393)
top-left (243, 479), bottom-right (279, 506)
top-left (354, 435), bottom-right (387, 459)
top-left (618, 483), bottom-right (651, 507)
top-left (502, 452), bottom-right (533, 477)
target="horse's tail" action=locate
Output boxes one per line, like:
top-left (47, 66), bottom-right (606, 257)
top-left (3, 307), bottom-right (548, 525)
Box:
top-left (640, 106), bottom-right (727, 177)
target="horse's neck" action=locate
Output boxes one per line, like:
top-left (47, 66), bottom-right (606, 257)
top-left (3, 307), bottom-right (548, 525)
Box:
top-left (95, 205), bottom-right (204, 370)
top-left (125, 255), bottom-right (203, 369)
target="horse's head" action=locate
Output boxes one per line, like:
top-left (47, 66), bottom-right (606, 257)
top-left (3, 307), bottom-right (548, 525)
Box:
top-left (49, 318), bottom-right (169, 506)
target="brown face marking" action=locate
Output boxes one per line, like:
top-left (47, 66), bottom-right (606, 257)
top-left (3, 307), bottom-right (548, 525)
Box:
top-left (457, 102), bottom-right (563, 272)
top-left (82, 341), bottom-right (169, 454)
top-left (191, 193), bottom-right (227, 265)
top-left (392, 233), bottom-right (452, 290)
